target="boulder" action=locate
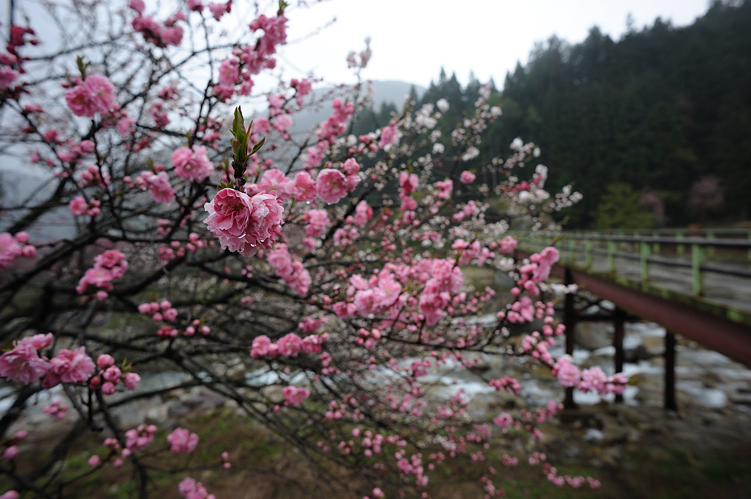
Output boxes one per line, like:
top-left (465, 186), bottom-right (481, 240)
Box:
top-left (574, 322), bottom-right (613, 351)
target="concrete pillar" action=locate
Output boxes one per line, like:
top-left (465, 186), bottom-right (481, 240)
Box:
top-left (664, 330), bottom-right (677, 411)
top-left (613, 308), bottom-right (626, 403)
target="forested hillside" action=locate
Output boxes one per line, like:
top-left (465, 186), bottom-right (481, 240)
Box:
top-left (377, 0), bottom-right (751, 228)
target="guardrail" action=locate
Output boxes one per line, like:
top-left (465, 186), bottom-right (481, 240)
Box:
top-left (518, 229), bottom-right (751, 299)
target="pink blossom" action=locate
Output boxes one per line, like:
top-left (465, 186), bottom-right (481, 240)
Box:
top-left (129, 0), bottom-right (145, 15)
top-left (204, 189), bottom-right (282, 255)
top-left (434, 179), bottom-right (453, 200)
top-left (276, 333), bottom-right (302, 357)
top-left (250, 335), bottom-right (272, 358)
top-left (43, 347), bottom-right (96, 387)
top-left (172, 145), bottom-right (214, 182)
top-left (0, 67), bottom-right (19, 89)
top-left (178, 477), bottom-right (214, 499)
top-left (65, 75), bottom-right (116, 118)
top-left (578, 366), bottom-right (608, 394)
top-left (379, 123), bottom-right (399, 150)
top-left (399, 171), bottom-right (419, 196)
top-left (293, 171), bottom-right (316, 202)
top-left (0, 491), bottom-right (19, 499)
top-left (272, 114), bottom-right (293, 133)
top-left (203, 188), bottom-right (253, 253)
top-left (0, 233), bottom-right (22, 269)
top-left (160, 26), bottom-right (183, 46)
top-left (125, 424), bottom-right (157, 451)
top-left (68, 196), bottom-right (88, 216)
top-left (253, 117), bottom-right (270, 134)
top-left (301, 335), bottom-right (323, 354)
top-left (42, 401), bottom-right (68, 421)
top-left (304, 209), bottom-right (329, 238)
top-left (552, 356), bottom-right (580, 388)
top-left (499, 236), bottom-right (517, 254)
top-left (267, 94), bottom-right (285, 109)
top-left (167, 428), bottom-right (199, 454)
top-left (266, 244), bottom-right (311, 295)
top-left (0, 341), bottom-right (50, 384)
top-left (187, 0), bottom-right (203, 11)
top-left (282, 385), bottom-right (310, 405)
top-left (123, 372), bottom-right (141, 390)
top-left (208, 2), bottom-right (231, 21)
top-left (138, 171), bottom-right (175, 204)
top-left (257, 169), bottom-right (294, 201)
top-left (493, 412), bottom-right (513, 428)
top-left (218, 57), bottom-right (239, 86)
top-left (316, 169), bottom-right (348, 204)
top-left (298, 317), bottom-right (323, 334)
top-left (102, 365), bottom-right (121, 382)
top-left (460, 171), bottom-right (476, 184)
top-left (353, 201), bottom-right (372, 227)
top-left (304, 145), bottom-right (323, 169)
top-left (21, 333), bottom-right (53, 350)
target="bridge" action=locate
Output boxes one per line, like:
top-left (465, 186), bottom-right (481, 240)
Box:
top-left (516, 228), bottom-right (751, 410)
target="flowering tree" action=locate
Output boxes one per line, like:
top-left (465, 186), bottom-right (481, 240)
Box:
top-left (0, 1), bottom-right (625, 497)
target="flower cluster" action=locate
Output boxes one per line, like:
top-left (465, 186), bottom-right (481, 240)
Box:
top-left (552, 356), bottom-right (628, 395)
top-left (88, 354), bottom-right (140, 394)
top-left (43, 400), bottom-right (68, 420)
top-left (0, 232), bottom-right (36, 270)
top-left (138, 300), bottom-right (178, 322)
top-left (172, 145), bottom-right (214, 182)
top-left (64, 74), bottom-right (117, 118)
top-left (135, 170), bottom-right (175, 204)
top-left (76, 249), bottom-right (128, 299)
top-left (178, 477), bottom-right (215, 499)
top-left (0, 333), bottom-right (96, 389)
top-left (204, 188), bottom-right (283, 256)
top-left (250, 332), bottom-right (327, 358)
top-left (266, 244), bottom-right (311, 295)
top-left (130, 2), bottom-right (185, 48)
top-left (167, 428), bottom-right (199, 454)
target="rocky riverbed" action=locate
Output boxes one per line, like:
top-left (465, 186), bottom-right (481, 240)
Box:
top-left (3, 316), bottom-right (751, 482)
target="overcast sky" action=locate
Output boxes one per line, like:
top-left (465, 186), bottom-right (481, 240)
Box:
top-left (275, 0), bottom-right (711, 89)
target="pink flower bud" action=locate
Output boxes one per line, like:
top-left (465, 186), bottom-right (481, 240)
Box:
top-left (97, 354), bottom-right (115, 369)
top-left (3, 446), bottom-right (18, 460)
top-left (123, 372), bottom-right (140, 391)
top-left (88, 455), bottom-right (100, 466)
top-left (103, 366), bottom-right (121, 382)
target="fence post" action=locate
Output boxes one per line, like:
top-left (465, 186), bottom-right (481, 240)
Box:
top-left (585, 238), bottom-right (593, 270)
top-left (677, 232), bottom-right (685, 258)
top-left (640, 241), bottom-right (650, 283)
top-left (608, 240), bottom-right (616, 274)
top-left (692, 244), bottom-right (704, 296)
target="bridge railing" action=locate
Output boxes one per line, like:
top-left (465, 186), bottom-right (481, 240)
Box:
top-left (518, 229), bottom-right (751, 298)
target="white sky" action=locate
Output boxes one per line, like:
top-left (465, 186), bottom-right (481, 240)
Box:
top-left (277, 0), bottom-right (711, 89)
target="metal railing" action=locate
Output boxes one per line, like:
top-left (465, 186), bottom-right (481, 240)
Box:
top-left (518, 229), bottom-right (751, 298)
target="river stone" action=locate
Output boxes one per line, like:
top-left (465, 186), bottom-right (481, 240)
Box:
top-left (574, 322), bottom-right (613, 351)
